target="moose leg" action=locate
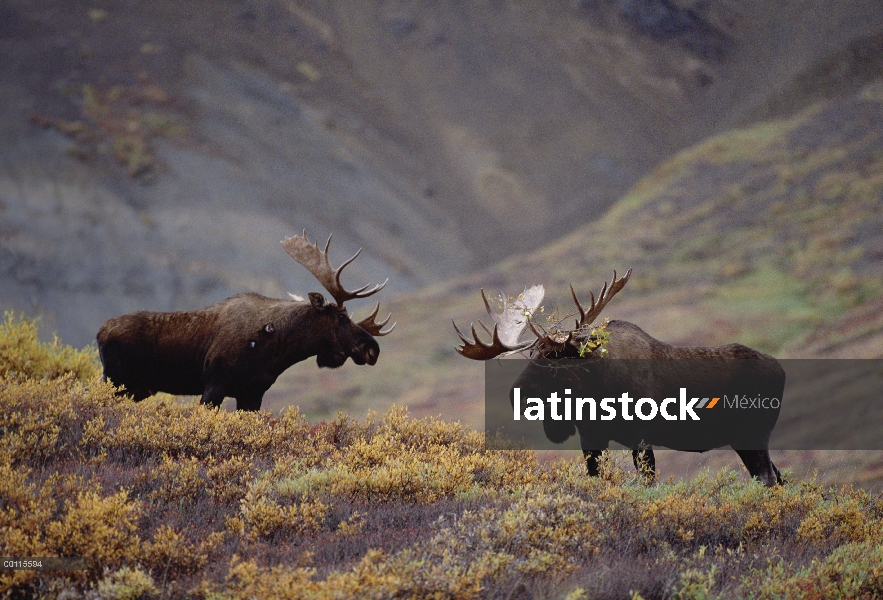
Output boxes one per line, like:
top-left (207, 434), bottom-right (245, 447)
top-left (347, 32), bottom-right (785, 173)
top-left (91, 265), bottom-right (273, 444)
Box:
top-left (735, 449), bottom-right (782, 487)
top-left (580, 436), bottom-right (605, 477)
top-left (584, 450), bottom-right (603, 477)
top-left (200, 386), bottom-right (226, 409)
top-left (632, 442), bottom-right (657, 482)
top-left (235, 395), bottom-right (263, 412)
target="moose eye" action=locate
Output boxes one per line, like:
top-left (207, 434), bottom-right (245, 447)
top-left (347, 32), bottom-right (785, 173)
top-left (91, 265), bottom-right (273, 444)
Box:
top-left (264, 324), bottom-right (275, 333)
top-left (338, 312), bottom-right (349, 323)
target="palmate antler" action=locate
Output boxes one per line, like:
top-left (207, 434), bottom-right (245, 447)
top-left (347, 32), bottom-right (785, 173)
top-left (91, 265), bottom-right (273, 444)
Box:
top-left (356, 302), bottom-right (396, 336)
top-left (569, 269), bottom-right (632, 332)
top-left (281, 231), bottom-right (388, 306)
top-left (453, 270), bottom-right (632, 360)
top-left (452, 285), bottom-right (545, 360)
top-left (281, 231), bottom-right (394, 336)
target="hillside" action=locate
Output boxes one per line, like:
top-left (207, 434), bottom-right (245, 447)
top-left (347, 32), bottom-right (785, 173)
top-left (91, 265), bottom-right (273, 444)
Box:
top-left (4, 3), bottom-right (883, 596)
top-left (3, 0), bottom-right (883, 346)
top-left (263, 79), bottom-right (883, 489)
top-left (2, 319), bottom-right (883, 599)
top-left (270, 78), bottom-right (883, 422)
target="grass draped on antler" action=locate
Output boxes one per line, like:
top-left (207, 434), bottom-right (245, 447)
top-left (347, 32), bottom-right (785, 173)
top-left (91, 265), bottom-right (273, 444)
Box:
top-left (453, 270), bottom-right (630, 360)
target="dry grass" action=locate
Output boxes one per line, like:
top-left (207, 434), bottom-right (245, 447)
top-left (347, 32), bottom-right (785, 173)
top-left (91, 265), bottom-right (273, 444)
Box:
top-left (2, 316), bottom-right (883, 599)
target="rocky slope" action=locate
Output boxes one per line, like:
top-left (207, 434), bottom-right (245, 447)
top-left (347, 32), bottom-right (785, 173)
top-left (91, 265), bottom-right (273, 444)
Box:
top-left (3, 0), bottom-right (883, 346)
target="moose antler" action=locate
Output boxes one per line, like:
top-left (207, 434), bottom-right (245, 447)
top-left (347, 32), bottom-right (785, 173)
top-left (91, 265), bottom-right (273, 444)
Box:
top-left (281, 231), bottom-right (388, 307)
top-left (569, 269), bottom-right (632, 331)
top-left (357, 302), bottom-right (396, 336)
top-left (452, 285), bottom-right (544, 360)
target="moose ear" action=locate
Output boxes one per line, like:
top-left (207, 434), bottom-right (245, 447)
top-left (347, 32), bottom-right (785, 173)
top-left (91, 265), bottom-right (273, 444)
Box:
top-left (308, 292), bottom-right (328, 310)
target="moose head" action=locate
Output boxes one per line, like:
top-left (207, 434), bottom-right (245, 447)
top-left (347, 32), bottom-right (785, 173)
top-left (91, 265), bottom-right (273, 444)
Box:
top-left (282, 231), bottom-right (395, 368)
top-left (452, 270), bottom-right (631, 361)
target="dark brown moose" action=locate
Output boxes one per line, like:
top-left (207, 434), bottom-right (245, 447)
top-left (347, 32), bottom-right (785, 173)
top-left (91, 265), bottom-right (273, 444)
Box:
top-left (97, 232), bottom-right (394, 411)
top-left (453, 270), bottom-right (784, 487)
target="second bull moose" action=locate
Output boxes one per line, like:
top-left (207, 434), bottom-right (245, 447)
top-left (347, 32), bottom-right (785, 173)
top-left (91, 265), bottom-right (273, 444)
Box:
top-left (97, 232), bottom-right (394, 411)
top-left (453, 270), bottom-right (784, 487)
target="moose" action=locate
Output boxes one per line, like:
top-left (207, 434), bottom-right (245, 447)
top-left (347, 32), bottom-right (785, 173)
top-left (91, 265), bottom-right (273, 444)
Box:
top-left (453, 270), bottom-right (784, 487)
top-left (97, 232), bottom-right (394, 411)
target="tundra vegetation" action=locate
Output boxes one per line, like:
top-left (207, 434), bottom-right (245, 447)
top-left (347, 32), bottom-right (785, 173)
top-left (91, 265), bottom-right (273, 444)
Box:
top-left (2, 314), bottom-right (883, 599)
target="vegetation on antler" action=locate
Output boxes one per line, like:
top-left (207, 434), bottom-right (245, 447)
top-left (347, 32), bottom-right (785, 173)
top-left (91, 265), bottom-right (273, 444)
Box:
top-left (577, 320), bottom-right (612, 358)
top-left (453, 271), bottom-right (629, 360)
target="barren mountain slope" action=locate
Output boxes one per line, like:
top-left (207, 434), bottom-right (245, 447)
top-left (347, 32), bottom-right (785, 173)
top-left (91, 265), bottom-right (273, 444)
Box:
top-left (3, 0), bottom-right (883, 346)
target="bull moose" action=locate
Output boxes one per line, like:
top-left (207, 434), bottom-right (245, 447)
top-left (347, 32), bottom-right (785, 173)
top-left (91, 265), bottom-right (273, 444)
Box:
top-left (97, 232), bottom-right (394, 411)
top-left (453, 270), bottom-right (784, 487)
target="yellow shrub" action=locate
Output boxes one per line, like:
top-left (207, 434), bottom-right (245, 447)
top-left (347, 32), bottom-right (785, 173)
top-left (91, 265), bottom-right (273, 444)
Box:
top-left (93, 566), bottom-right (158, 600)
top-left (142, 525), bottom-right (223, 575)
top-left (269, 407), bottom-right (547, 505)
top-left (797, 489), bottom-right (874, 544)
top-left (46, 490), bottom-right (141, 569)
top-left (205, 455), bottom-right (252, 503)
top-left (0, 375), bottom-right (124, 465)
top-left (0, 313), bottom-right (100, 381)
top-left (238, 487), bottom-right (329, 540)
top-left (336, 511), bottom-right (364, 537)
top-left (146, 454), bottom-right (206, 503)
top-left (195, 556), bottom-right (316, 599)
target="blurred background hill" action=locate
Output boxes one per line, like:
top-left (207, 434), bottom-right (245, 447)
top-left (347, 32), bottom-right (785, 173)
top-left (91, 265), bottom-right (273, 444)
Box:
top-left (3, 0), bottom-right (883, 343)
top-left (2, 0), bottom-right (883, 483)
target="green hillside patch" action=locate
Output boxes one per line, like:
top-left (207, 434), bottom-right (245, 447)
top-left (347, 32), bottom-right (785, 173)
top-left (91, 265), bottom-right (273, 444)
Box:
top-left (556, 81), bottom-right (883, 353)
top-left (702, 267), bottom-right (821, 353)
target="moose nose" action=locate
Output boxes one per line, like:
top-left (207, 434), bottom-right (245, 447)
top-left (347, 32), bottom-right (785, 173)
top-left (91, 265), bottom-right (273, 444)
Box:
top-left (365, 345), bottom-right (379, 365)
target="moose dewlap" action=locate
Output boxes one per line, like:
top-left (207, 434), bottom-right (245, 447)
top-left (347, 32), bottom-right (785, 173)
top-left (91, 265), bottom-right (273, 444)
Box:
top-left (97, 232), bottom-right (394, 411)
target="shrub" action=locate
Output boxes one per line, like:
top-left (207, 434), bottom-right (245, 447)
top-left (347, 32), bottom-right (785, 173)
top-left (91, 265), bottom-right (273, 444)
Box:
top-left (3, 316), bottom-right (883, 599)
top-left (0, 313), bottom-right (100, 381)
